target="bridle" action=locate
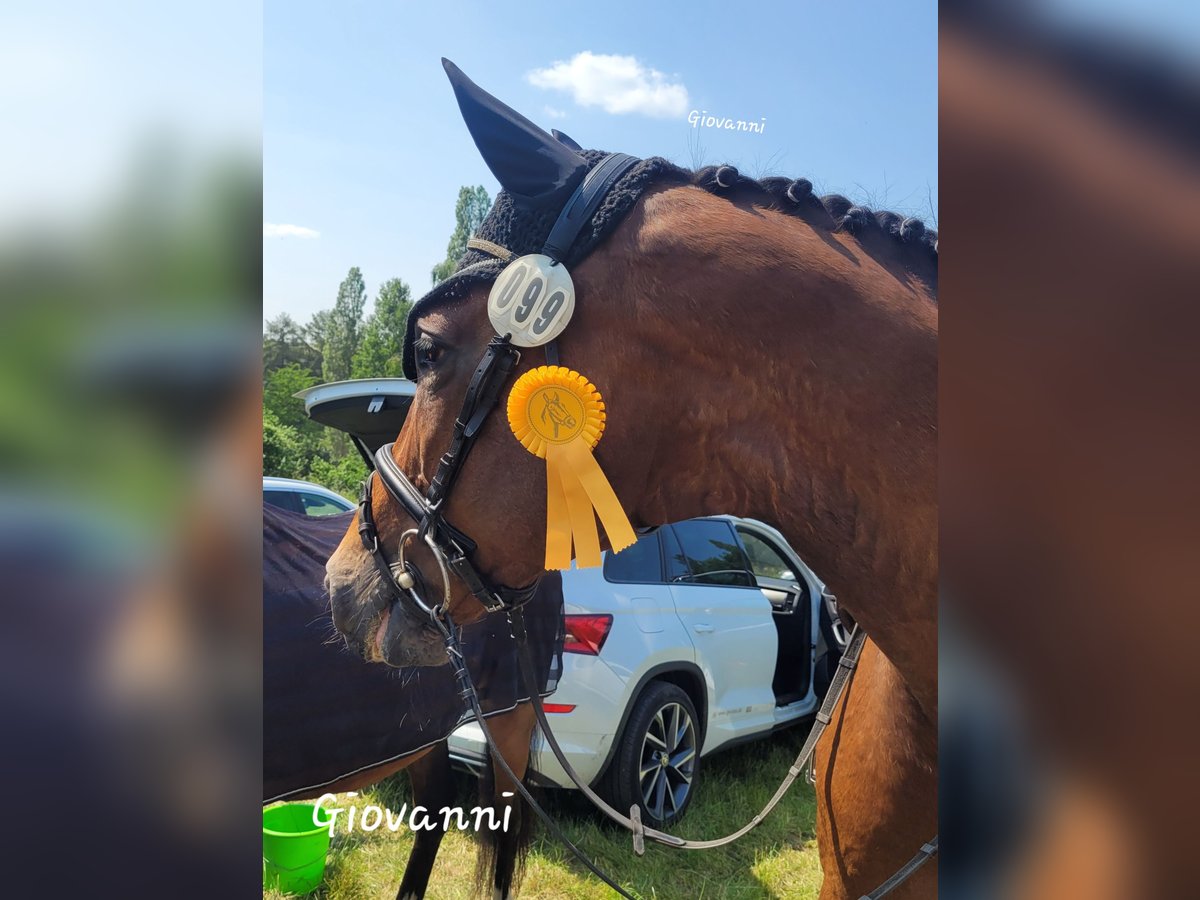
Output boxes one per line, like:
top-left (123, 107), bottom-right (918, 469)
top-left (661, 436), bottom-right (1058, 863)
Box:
top-left (355, 151), bottom-right (641, 624)
top-left (357, 334), bottom-right (533, 620)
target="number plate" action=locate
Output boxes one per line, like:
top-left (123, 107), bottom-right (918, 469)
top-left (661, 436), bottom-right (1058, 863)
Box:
top-left (487, 254), bottom-right (576, 347)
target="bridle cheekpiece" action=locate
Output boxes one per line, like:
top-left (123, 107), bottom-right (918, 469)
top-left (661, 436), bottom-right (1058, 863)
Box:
top-left (357, 152), bottom-right (641, 623)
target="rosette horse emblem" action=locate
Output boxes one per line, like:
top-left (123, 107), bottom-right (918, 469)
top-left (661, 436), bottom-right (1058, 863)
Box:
top-left (508, 365), bottom-right (636, 570)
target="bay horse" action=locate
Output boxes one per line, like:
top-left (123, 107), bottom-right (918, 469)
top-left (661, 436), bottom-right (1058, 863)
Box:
top-left (327, 59), bottom-right (937, 898)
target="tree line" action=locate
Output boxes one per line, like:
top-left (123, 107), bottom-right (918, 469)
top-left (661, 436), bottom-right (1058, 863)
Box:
top-left (263, 186), bottom-right (490, 497)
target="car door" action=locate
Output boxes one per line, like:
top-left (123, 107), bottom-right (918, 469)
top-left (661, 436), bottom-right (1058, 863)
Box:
top-left (737, 525), bottom-right (815, 706)
top-left (664, 519), bottom-right (778, 749)
top-left (737, 527), bottom-right (809, 614)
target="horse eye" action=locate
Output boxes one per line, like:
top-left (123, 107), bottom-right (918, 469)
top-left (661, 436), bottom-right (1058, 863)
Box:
top-left (414, 337), bottom-right (443, 371)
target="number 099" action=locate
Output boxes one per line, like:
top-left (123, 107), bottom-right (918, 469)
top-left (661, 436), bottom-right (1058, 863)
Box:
top-left (487, 255), bottom-right (575, 347)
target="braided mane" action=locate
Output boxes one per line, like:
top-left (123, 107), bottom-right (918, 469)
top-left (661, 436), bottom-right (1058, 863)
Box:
top-left (405, 152), bottom-right (938, 376)
top-left (687, 164), bottom-right (938, 291)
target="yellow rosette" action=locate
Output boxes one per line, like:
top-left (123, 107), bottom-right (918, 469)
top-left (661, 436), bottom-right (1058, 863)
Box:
top-left (507, 365), bottom-right (637, 570)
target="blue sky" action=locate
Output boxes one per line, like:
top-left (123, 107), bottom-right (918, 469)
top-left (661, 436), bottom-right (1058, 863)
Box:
top-left (264, 0), bottom-right (937, 325)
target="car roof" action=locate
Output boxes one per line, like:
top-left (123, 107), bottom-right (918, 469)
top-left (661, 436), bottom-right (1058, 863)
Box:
top-left (263, 476), bottom-right (341, 494)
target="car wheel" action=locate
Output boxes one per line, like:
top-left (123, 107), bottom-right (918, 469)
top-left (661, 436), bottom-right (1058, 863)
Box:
top-left (600, 682), bottom-right (700, 828)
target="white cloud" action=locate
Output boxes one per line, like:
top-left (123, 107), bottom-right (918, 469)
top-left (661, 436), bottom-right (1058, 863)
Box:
top-left (263, 222), bottom-right (319, 239)
top-left (543, 105), bottom-right (567, 120)
top-left (527, 52), bottom-right (689, 119)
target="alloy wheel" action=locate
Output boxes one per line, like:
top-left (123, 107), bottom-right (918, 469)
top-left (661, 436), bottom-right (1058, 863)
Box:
top-left (638, 701), bottom-right (697, 821)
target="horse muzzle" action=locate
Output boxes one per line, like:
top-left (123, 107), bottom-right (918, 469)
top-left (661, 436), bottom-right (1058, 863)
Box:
top-left (326, 549), bottom-right (445, 668)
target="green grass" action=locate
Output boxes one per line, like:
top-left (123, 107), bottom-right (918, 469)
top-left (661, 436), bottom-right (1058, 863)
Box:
top-left (265, 724), bottom-right (823, 899)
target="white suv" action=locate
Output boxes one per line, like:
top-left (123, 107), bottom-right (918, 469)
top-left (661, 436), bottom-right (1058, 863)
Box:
top-left (448, 515), bottom-right (845, 828)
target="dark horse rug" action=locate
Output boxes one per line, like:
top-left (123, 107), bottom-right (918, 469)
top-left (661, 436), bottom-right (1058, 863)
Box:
top-left (264, 504), bottom-right (563, 802)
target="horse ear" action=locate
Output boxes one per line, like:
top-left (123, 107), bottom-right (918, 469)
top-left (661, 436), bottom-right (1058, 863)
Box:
top-left (442, 58), bottom-right (587, 207)
top-left (551, 129), bottom-right (583, 152)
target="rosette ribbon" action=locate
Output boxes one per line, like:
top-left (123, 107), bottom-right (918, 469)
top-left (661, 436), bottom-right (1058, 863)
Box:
top-left (507, 365), bottom-right (637, 569)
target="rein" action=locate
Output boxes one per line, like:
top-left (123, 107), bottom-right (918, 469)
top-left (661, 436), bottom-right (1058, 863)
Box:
top-left (427, 604), bottom-right (641, 900)
top-left (435, 603), bottom-right (936, 898)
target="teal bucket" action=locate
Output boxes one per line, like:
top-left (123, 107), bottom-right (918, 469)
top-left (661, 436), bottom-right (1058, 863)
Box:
top-left (263, 803), bottom-right (332, 895)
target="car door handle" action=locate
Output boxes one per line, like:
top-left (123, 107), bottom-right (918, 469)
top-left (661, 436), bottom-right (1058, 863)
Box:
top-left (692, 623), bottom-right (714, 634)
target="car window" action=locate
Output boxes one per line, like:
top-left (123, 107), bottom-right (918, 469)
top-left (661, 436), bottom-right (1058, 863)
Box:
top-left (739, 531), bottom-right (795, 581)
top-left (264, 489), bottom-right (301, 514)
top-left (670, 520), bottom-right (756, 587)
top-left (661, 525), bottom-right (690, 583)
top-left (299, 492), bottom-right (352, 517)
top-left (603, 532), bottom-right (663, 583)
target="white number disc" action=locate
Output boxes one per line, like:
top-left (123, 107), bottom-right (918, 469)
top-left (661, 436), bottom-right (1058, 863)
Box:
top-left (487, 254), bottom-right (575, 347)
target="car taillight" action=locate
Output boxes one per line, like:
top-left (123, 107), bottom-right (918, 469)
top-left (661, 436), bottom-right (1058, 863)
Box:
top-left (542, 703), bottom-right (576, 713)
top-left (562, 614), bottom-right (613, 655)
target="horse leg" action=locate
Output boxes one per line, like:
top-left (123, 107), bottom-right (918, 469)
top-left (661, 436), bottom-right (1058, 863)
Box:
top-left (474, 703), bottom-right (537, 900)
top-left (815, 641), bottom-right (938, 900)
top-left (395, 741), bottom-right (454, 900)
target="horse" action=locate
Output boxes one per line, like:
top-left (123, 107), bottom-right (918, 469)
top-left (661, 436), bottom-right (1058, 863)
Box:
top-left (327, 59), bottom-right (937, 899)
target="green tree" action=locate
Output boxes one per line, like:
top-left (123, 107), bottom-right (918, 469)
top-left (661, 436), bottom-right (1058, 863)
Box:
top-left (263, 363), bottom-right (321, 444)
top-left (351, 277), bottom-right (412, 378)
top-left (308, 453), bottom-right (369, 501)
top-left (262, 407), bottom-right (306, 478)
top-left (264, 312), bottom-right (321, 375)
top-left (431, 185), bottom-right (491, 285)
top-left (322, 267), bottom-right (368, 382)
top-left (305, 309), bottom-right (333, 366)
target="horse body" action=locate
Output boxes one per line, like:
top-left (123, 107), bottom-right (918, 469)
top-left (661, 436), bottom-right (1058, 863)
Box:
top-left (591, 185), bottom-right (938, 712)
top-left (565, 184), bottom-right (939, 898)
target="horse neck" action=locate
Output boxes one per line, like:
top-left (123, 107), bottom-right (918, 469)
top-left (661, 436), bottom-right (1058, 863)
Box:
top-left (606, 188), bottom-right (938, 712)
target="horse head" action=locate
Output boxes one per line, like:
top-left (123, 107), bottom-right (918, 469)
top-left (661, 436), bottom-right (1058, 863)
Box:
top-left (539, 392), bottom-right (577, 438)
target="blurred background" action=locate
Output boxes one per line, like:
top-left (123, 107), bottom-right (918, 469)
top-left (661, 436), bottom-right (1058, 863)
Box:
top-left (0, 0), bottom-right (1196, 897)
top-left (0, 2), bottom-right (261, 896)
top-left (941, 2), bottom-right (1198, 899)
